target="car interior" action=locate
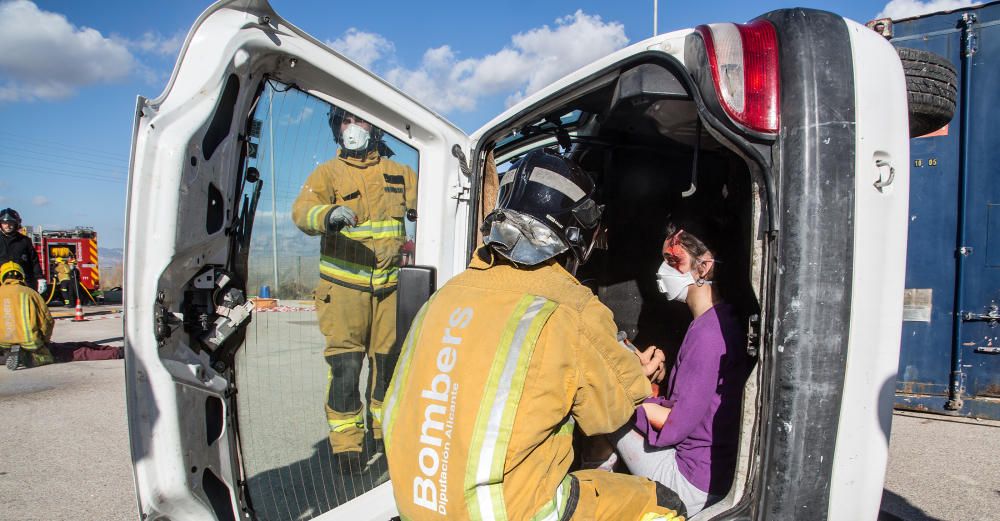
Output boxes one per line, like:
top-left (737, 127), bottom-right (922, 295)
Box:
top-left (474, 58), bottom-right (768, 517)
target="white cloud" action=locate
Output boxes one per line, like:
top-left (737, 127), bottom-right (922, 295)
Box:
top-left (32, 195), bottom-right (49, 206)
top-left (327, 28), bottom-right (395, 69)
top-left (123, 30), bottom-right (185, 57)
top-left (0, 0), bottom-right (135, 101)
top-left (877, 0), bottom-right (981, 19)
top-left (384, 10), bottom-right (628, 113)
top-left (281, 106), bottom-right (314, 125)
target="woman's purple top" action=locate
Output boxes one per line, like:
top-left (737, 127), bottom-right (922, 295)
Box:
top-left (634, 303), bottom-right (749, 494)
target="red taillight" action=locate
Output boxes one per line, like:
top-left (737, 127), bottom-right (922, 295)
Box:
top-left (696, 20), bottom-right (780, 134)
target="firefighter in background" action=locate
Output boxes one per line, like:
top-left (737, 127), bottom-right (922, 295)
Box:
top-left (54, 256), bottom-right (77, 306)
top-left (0, 208), bottom-right (46, 295)
top-left (0, 261), bottom-right (54, 369)
top-left (382, 150), bottom-right (686, 521)
top-left (291, 107), bottom-right (417, 467)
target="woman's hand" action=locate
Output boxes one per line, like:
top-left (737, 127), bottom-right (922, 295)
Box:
top-left (638, 345), bottom-right (666, 384)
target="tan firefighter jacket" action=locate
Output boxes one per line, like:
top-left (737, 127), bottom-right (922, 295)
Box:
top-left (0, 279), bottom-right (53, 349)
top-left (383, 250), bottom-right (651, 521)
top-left (55, 262), bottom-right (71, 282)
top-left (292, 150), bottom-right (417, 291)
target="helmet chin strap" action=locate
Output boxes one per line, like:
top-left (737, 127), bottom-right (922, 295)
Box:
top-left (560, 254), bottom-right (581, 276)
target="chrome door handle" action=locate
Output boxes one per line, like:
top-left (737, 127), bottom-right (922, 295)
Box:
top-left (874, 159), bottom-right (895, 190)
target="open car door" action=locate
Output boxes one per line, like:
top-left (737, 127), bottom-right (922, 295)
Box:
top-left (124, 1), bottom-right (471, 520)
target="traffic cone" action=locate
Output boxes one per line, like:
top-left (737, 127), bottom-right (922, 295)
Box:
top-left (73, 299), bottom-right (85, 322)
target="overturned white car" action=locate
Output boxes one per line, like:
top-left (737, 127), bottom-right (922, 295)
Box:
top-left (125, 1), bottom-right (947, 520)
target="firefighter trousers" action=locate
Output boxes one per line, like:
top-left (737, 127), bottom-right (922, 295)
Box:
top-left (58, 280), bottom-right (76, 305)
top-left (571, 469), bottom-right (687, 520)
top-left (315, 279), bottom-right (397, 454)
top-left (2, 343), bottom-right (54, 367)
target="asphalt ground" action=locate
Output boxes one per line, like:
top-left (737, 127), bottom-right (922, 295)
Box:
top-left (0, 305), bottom-right (136, 521)
top-left (0, 310), bottom-right (997, 520)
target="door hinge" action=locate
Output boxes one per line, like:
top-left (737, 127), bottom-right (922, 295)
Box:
top-left (962, 303), bottom-right (1000, 325)
top-left (449, 183), bottom-right (470, 202)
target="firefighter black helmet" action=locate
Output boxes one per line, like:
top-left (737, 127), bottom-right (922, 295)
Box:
top-left (0, 208), bottom-right (21, 228)
top-left (482, 149), bottom-right (602, 271)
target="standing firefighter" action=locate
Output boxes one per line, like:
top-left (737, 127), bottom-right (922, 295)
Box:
top-left (0, 261), bottom-right (54, 369)
top-left (382, 150), bottom-right (686, 521)
top-left (54, 256), bottom-right (75, 306)
top-left (0, 208), bottom-right (46, 295)
top-left (292, 108), bottom-right (417, 468)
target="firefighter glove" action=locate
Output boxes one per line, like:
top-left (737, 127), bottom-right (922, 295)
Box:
top-left (37, 279), bottom-right (47, 294)
top-left (327, 206), bottom-right (358, 232)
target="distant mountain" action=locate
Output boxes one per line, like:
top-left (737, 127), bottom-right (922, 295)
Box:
top-left (99, 247), bottom-right (124, 266)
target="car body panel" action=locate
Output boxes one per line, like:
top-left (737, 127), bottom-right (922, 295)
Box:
top-left (827, 18), bottom-right (910, 521)
top-left (125, 1), bottom-right (468, 519)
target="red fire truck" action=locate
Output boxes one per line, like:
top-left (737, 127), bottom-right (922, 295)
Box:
top-left (25, 226), bottom-right (100, 301)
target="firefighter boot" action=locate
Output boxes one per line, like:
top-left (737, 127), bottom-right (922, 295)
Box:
top-left (6, 345), bottom-right (22, 371)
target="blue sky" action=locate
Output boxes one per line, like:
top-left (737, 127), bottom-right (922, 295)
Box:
top-left (0, 0), bottom-right (977, 248)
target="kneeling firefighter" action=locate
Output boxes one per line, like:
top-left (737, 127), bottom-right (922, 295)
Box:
top-left (382, 149), bottom-right (686, 520)
top-left (0, 261), bottom-right (54, 368)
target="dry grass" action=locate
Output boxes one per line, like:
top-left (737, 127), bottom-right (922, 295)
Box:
top-left (100, 264), bottom-right (123, 289)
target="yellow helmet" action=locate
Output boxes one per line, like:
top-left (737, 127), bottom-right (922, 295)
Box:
top-left (0, 261), bottom-right (25, 281)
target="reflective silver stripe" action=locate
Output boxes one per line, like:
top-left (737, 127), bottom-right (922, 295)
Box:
top-left (474, 296), bottom-right (549, 521)
top-left (529, 167), bottom-right (585, 201)
top-left (532, 475), bottom-right (571, 521)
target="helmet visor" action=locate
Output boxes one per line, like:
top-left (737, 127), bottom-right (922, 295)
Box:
top-left (483, 210), bottom-right (568, 265)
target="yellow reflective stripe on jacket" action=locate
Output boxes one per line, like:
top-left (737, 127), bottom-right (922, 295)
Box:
top-left (19, 292), bottom-right (33, 345)
top-left (339, 218), bottom-right (405, 240)
top-left (383, 301), bottom-right (432, 452)
top-left (319, 256), bottom-right (400, 287)
top-left (328, 412), bottom-right (364, 433)
top-left (555, 416), bottom-right (575, 437)
top-left (465, 295), bottom-right (558, 521)
top-left (306, 204), bottom-right (334, 233)
top-left (529, 475), bottom-right (573, 521)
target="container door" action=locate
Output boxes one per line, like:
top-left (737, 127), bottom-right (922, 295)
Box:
top-left (895, 3), bottom-right (1000, 419)
top-left (124, 1), bottom-right (471, 520)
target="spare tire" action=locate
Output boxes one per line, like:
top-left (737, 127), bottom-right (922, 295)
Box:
top-left (896, 47), bottom-right (958, 137)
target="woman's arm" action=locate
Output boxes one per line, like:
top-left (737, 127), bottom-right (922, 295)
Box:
top-left (640, 402), bottom-right (671, 430)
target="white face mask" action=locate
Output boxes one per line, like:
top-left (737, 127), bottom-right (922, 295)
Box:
top-left (341, 123), bottom-right (370, 151)
top-left (655, 262), bottom-right (695, 302)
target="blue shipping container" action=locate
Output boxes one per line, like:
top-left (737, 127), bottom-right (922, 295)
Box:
top-left (892, 1), bottom-right (1000, 419)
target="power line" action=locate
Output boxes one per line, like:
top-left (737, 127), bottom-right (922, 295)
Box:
top-left (3, 143), bottom-right (128, 168)
top-left (3, 149), bottom-right (127, 176)
top-left (0, 161), bottom-right (126, 184)
top-left (0, 130), bottom-right (129, 164)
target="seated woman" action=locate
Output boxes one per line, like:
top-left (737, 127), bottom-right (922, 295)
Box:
top-left (612, 220), bottom-right (751, 516)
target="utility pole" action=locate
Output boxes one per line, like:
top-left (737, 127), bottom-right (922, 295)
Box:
top-left (653, 0), bottom-right (658, 36)
top-left (268, 86), bottom-right (279, 295)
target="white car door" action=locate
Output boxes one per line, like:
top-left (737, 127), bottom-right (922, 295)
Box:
top-left (124, 1), bottom-right (471, 520)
